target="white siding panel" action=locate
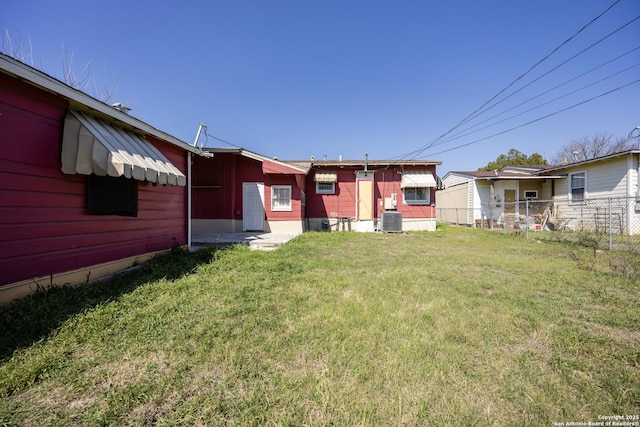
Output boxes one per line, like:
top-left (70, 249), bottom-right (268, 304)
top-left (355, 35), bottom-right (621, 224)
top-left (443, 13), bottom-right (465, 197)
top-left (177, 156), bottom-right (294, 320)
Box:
top-left (443, 173), bottom-right (473, 188)
top-left (437, 183), bottom-right (472, 225)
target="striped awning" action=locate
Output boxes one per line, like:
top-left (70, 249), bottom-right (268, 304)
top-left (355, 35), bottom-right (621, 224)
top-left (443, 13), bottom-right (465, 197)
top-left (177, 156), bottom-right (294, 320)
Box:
top-left (401, 170), bottom-right (437, 188)
top-left (61, 110), bottom-right (186, 186)
top-left (314, 171), bottom-right (338, 182)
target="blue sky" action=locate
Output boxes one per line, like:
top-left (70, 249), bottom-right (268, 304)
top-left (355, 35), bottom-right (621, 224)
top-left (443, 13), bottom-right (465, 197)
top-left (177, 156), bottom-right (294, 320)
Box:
top-left (3, 0), bottom-right (639, 174)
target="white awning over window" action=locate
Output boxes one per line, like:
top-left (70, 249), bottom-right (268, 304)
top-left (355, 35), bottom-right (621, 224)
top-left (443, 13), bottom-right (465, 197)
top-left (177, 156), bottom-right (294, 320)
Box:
top-left (314, 171), bottom-right (338, 182)
top-left (401, 170), bottom-right (436, 188)
top-left (61, 110), bottom-right (186, 186)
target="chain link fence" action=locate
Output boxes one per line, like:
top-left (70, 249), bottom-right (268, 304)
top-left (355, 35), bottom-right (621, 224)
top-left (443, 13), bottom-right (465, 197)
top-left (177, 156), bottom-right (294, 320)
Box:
top-left (438, 197), bottom-right (640, 251)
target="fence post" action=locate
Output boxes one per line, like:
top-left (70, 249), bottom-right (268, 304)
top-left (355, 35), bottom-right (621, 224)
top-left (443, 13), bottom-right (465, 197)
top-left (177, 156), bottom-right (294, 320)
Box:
top-left (525, 200), bottom-right (529, 239)
top-left (609, 197), bottom-right (613, 250)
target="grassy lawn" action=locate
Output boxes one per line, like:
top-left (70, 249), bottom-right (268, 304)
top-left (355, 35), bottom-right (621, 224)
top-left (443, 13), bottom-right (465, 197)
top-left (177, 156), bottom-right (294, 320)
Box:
top-left (1, 226), bottom-right (639, 426)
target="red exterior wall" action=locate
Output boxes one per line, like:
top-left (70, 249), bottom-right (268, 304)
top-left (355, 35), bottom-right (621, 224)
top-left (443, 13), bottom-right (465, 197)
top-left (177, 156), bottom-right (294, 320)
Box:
top-left (192, 153), bottom-right (304, 221)
top-left (306, 165), bottom-right (437, 219)
top-left (0, 73), bottom-right (188, 287)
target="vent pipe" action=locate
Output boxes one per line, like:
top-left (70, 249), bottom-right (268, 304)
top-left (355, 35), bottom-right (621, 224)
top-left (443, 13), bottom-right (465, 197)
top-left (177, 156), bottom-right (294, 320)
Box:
top-left (111, 103), bottom-right (131, 114)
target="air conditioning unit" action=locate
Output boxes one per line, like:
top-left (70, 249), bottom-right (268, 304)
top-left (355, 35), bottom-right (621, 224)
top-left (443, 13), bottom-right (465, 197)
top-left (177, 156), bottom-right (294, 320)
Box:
top-left (380, 211), bottom-right (402, 233)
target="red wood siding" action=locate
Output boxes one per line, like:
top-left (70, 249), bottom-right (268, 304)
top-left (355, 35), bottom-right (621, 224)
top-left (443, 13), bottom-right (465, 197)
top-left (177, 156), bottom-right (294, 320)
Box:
top-left (306, 169), bottom-right (358, 218)
top-left (192, 153), bottom-right (303, 221)
top-left (264, 173), bottom-right (304, 220)
top-left (306, 165), bottom-right (437, 219)
top-left (0, 73), bottom-right (188, 287)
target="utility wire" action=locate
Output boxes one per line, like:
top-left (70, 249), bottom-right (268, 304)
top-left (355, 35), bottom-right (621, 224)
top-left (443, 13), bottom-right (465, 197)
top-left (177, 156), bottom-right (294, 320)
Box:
top-left (396, 0), bottom-right (624, 160)
top-left (204, 130), bottom-right (244, 149)
top-left (399, 14), bottom-right (640, 160)
top-left (432, 60), bottom-right (640, 147)
top-left (421, 79), bottom-right (640, 158)
top-left (444, 14), bottom-right (640, 134)
top-left (435, 45), bottom-right (640, 144)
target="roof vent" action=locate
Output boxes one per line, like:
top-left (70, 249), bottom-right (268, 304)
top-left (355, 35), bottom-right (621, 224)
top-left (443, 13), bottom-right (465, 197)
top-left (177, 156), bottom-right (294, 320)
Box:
top-left (111, 103), bottom-right (131, 114)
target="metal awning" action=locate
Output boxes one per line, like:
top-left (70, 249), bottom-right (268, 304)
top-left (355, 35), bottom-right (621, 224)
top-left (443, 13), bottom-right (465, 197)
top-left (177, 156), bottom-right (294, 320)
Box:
top-left (401, 170), bottom-right (437, 188)
top-left (61, 110), bottom-right (186, 186)
top-left (314, 171), bottom-right (338, 182)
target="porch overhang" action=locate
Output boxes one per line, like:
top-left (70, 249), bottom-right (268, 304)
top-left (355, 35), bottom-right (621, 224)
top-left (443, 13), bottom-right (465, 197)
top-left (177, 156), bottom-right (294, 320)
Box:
top-left (61, 110), bottom-right (186, 186)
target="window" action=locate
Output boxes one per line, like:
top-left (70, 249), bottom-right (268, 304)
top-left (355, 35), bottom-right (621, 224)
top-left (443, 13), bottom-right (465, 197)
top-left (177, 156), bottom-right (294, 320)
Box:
top-left (403, 187), bottom-right (430, 205)
top-left (569, 172), bottom-right (586, 203)
top-left (316, 181), bottom-right (335, 194)
top-left (87, 174), bottom-right (138, 216)
top-left (271, 185), bottom-right (292, 211)
top-left (314, 171), bottom-right (337, 194)
top-left (524, 190), bottom-right (538, 200)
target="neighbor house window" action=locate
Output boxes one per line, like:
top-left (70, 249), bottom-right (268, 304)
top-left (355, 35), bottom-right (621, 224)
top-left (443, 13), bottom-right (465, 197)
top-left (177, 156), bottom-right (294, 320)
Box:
top-left (403, 187), bottom-right (430, 205)
top-left (271, 185), bottom-right (292, 211)
top-left (316, 182), bottom-right (335, 194)
top-left (524, 190), bottom-right (538, 200)
top-left (87, 174), bottom-right (138, 217)
top-left (569, 171), bottom-right (586, 203)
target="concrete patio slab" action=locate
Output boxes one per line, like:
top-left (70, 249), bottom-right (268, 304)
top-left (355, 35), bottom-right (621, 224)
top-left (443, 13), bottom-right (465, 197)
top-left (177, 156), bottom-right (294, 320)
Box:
top-left (191, 231), bottom-right (302, 251)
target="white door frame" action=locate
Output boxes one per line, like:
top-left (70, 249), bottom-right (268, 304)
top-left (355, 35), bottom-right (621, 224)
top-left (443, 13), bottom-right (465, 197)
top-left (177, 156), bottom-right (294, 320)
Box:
top-left (243, 182), bottom-right (265, 231)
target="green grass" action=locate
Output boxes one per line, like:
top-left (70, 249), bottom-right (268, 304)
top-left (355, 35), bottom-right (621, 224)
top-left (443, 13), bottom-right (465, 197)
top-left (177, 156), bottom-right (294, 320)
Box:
top-left (1, 226), bottom-right (639, 426)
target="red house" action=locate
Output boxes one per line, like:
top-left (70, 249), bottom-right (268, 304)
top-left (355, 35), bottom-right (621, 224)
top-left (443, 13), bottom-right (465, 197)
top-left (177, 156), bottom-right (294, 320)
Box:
top-left (192, 148), bottom-right (309, 234)
top-left (0, 54), bottom-right (205, 303)
top-left (302, 160), bottom-right (441, 232)
top-left (192, 150), bottom-right (441, 234)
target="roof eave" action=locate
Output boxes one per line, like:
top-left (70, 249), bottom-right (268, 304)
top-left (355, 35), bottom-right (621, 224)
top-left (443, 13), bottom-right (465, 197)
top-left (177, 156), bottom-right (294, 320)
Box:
top-left (0, 54), bottom-right (205, 156)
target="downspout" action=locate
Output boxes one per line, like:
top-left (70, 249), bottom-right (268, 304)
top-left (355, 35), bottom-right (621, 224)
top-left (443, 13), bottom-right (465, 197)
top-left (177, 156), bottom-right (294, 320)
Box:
top-left (187, 152), bottom-right (192, 248)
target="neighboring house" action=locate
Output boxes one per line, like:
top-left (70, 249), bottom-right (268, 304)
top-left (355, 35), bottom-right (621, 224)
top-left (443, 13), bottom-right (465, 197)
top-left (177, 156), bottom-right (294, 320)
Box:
top-left (191, 148), bottom-right (309, 234)
top-left (294, 159), bottom-right (441, 232)
top-left (439, 150), bottom-right (640, 234)
top-left (438, 166), bottom-right (556, 227)
top-left (192, 156), bottom-right (442, 233)
top-left (0, 54), bottom-right (205, 303)
top-left (538, 149), bottom-right (640, 235)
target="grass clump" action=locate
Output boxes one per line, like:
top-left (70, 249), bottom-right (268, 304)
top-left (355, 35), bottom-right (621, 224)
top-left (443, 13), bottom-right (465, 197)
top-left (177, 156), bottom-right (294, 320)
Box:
top-left (0, 226), bottom-right (638, 425)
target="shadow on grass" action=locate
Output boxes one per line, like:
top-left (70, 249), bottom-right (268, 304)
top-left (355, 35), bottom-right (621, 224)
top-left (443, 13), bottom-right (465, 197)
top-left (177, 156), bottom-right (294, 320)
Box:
top-left (0, 246), bottom-right (218, 362)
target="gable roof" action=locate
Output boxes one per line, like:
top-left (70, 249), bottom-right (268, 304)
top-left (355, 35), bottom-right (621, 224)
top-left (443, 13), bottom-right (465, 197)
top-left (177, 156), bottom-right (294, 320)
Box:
top-left (0, 53), bottom-right (205, 157)
top-left (538, 149), bottom-right (640, 174)
top-left (204, 148), bottom-right (310, 174)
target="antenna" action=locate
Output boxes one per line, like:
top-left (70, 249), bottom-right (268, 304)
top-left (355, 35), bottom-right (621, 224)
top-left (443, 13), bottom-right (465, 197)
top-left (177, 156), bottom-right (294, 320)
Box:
top-left (193, 123), bottom-right (207, 148)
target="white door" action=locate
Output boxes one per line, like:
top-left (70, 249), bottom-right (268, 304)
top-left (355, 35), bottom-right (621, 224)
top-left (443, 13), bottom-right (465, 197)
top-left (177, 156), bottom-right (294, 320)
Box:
top-left (243, 182), bottom-right (264, 231)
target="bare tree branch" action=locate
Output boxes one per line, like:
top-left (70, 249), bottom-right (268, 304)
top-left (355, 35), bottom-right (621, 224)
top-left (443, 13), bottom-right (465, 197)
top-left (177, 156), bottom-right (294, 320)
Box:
top-left (552, 133), bottom-right (633, 164)
top-left (2, 27), bottom-right (122, 105)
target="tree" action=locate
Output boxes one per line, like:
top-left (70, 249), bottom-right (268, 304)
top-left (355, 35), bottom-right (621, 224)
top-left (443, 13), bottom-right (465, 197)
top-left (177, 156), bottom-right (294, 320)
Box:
top-left (2, 28), bottom-right (120, 104)
top-left (478, 148), bottom-right (548, 171)
top-left (552, 133), bottom-right (634, 164)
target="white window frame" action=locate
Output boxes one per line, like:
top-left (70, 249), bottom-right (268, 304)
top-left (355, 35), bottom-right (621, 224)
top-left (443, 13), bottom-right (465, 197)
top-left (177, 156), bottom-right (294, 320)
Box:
top-left (271, 185), bottom-right (292, 211)
top-left (524, 190), bottom-right (538, 200)
top-left (403, 187), bottom-right (431, 205)
top-left (316, 181), bottom-right (335, 194)
top-left (569, 171), bottom-right (586, 204)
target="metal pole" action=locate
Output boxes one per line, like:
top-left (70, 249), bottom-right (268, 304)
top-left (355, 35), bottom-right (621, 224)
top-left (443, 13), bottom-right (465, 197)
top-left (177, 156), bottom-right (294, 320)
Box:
top-left (526, 200), bottom-right (529, 239)
top-left (609, 198), bottom-right (613, 250)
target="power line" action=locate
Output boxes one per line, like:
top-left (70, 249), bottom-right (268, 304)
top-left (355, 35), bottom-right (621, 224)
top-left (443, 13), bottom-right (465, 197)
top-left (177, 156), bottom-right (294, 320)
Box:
top-left (449, 13), bottom-right (640, 134)
top-left (396, 0), bottom-right (626, 160)
top-left (432, 59), bottom-right (640, 148)
top-left (421, 79), bottom-right (640, 158)
top-left (203, 130), bottom-right (244, 149)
